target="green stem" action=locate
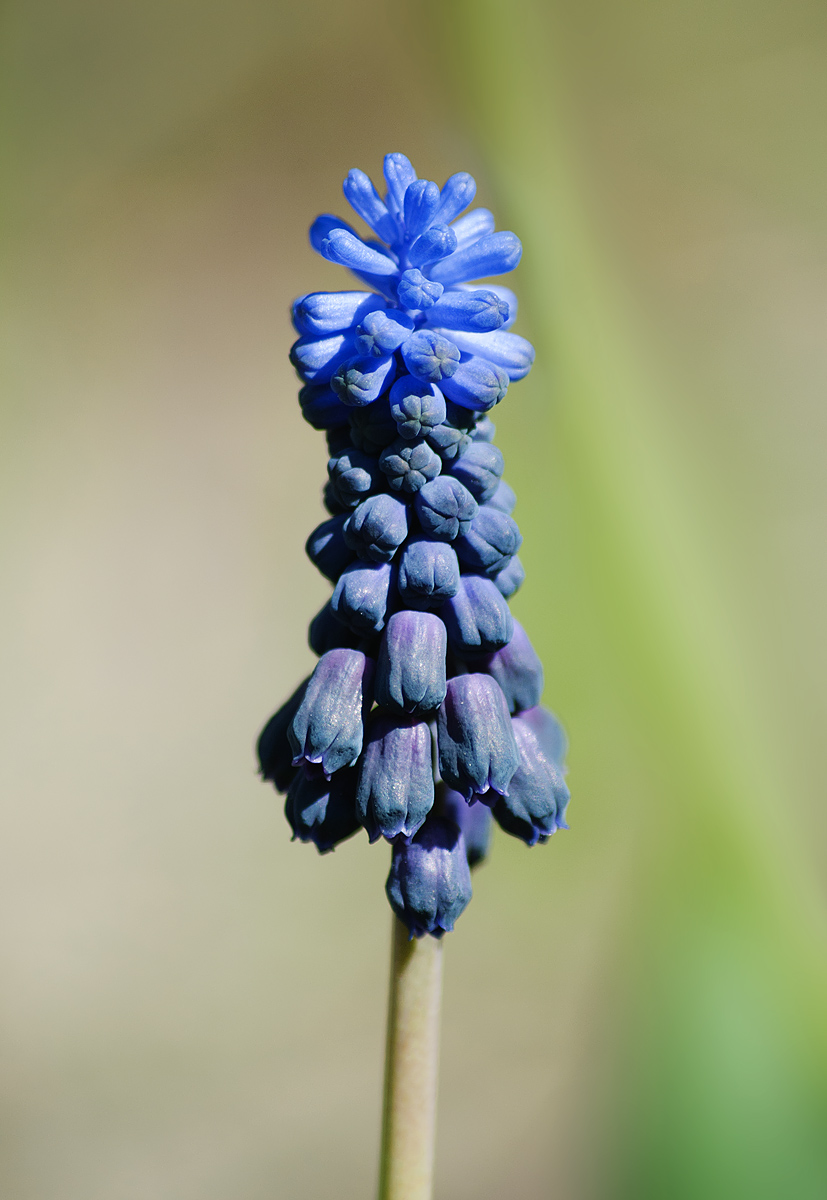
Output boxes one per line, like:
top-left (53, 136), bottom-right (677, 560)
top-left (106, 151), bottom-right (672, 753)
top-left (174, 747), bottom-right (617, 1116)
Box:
top-left (378, 917), bottom-right (443, 1200)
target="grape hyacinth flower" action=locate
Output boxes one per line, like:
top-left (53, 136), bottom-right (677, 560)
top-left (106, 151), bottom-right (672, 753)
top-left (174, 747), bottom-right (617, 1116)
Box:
top-left (255, 153), bottom-right (571, 1198)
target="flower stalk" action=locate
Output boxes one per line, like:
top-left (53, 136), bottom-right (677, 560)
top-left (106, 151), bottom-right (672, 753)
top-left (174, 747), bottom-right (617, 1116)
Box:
top-left (379, 916), bottom-right (443, 1200)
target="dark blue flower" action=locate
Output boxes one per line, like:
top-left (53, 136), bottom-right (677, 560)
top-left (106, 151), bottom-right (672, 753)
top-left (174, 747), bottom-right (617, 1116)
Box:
top-left (375, 609), bottom-right (447, 715)
top-left (437, 673), bottom-right (519, 802)
top-left (414, 476), bottom-right (478, 541)
top-left (493, 555), bottom-right (525, 599)
top-left (441, 575), bottom-right (513, 654)
top-left (491, 714), bottom-right (570, 846)
top-left (516, 705), bottom-right (569, 771)
top-left (328, 446), bottom-right (380, 509)
top-left (257, 677), bottom-right (310, 793)
top-left (308, 601), bottom-right (364, 657)
top-left (330, 561), bottom-right (394, 634)
top-left (378, 437), bottom-right (442, 495)
top-left (448, 442), bottom-right (504, 504)
top-left (286, 767), bottom-right (361, 853)
top-left (440, 788), bottom-right (493, 868)
top-left (397, 537), bottom-right (460, 609)
top-left (356, 713), bottom-right (434, 841)
top-left (465, 618), bottom-right (544, 714)
top-left (348, 398), bottom-right (399, 454)
top-left (455, 507), bottom-right (522, 577)
top-left (344, 493), bottom-right (409, 563)
top-left (305, 513), bottom-right (355, 582)
top-left (386, 815), bottom-right (473, 938)
top-left (288, 648), bottom-right (374, 776)
top-left (389, 377), bottom-right (446, 440)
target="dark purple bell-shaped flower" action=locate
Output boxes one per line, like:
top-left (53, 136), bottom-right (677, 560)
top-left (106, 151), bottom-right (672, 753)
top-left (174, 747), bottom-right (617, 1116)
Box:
top-left (414, 476), bottom-right (477, 541)
top-left (356, 713), bottom-right (434, 841)
top-left (331, 561), bottom-right (394, 634)
top-left (289, 648), bottom-right (374, 776)
top-left (467, 618), bottom-right (543, 713)
top-left (375, 610), bottom-right (447, 715)
top-left (441, 575), bottom-right (513, 654)
top-left (389, 377), bottom-right (447, 439)
top-left (491, 715), bottom-right (570, 846)
top-left (328, 447), bottom-right (380, 508)
top-left (386, 815), bottom-right (473, 938)
top-left (440, 788), bottom-right (493, 868)
top-left (257, 676), bottom-right (310, 793)
top-left (516, 705), bottom-right (568, 770)
top-left (379, 438), bottom-right (442, 495)
top-left (437, 673), bottom-right (519, 802)
top-left (307, 601), bottom-right (364, 656)
top-left (449, 442), bottom-right (504, 504)
top-left (455, 507), bottom-right (522, 577)
top-left (286, 767), bottom-right (361, 853)
top-left (305, 513), bottom-right (355, 582)
top-left (397, 537), bottom-right (460, 609)
top-left (493, 555), bottom-right (525, 599)
top-left (344, 493), bottom-right (409, 563)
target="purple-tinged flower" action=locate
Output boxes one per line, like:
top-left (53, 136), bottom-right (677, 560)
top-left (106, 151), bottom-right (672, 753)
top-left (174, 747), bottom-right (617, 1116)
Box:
top-left (397, 537), bottom-right (460, 609)
top-left (330, 561), bottom-right (394, 634)
top-left (414, 476), bottom-right (478, 541)
top-left (487, 479), bottom-right (517, 515)
top-left (441, 575), bottom-right (513, 654)
top-left (289, 649), bottom-right (374, 777)
top-left (257, 676), bottom-right (310, 794)
top-left (356, 714), bottom-right (434, 842)
top-left (386, 815), bottom-right (473, 938)
top-left (440, 788), bottom-right (493, 868)
top-left (448, 442), bottom-right (504, 504)
top-left (472, 415), bottom-right (497, 442)
top-left (344, 493), bottom-right (409, 564)
top-left (389, 377), bottom-right (446, 440)
top-left (286, 767), bottom-right (361, 853)
top-left (516, 705), bottom-right (568, 771)
top-left (378, 438), bottom-right (442, 495)
top-left (455, 507), bottom-right (522, 578)
top-left (307, 602), bottom-right (364, 657)
top-left (437, 674), bottom-right (519, 802)
top-left (465, 618), bottom-right (544, 714)
top-left (305, 513), bottom-right (355, 582)
top-left (493, 555), bottom-right (525, 599)
top-left (491, 716), bottom-right (570, 846)
top-left (375, 610), bottom-right (447, 715)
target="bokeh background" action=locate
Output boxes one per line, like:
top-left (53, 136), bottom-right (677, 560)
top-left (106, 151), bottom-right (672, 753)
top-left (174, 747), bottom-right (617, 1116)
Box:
top-left (2, 1), bottom-right (826, 1196)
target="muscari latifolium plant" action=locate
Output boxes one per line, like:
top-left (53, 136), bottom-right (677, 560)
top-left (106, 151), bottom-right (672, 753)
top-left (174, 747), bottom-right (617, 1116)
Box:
top-left (257, 152), bottom-right (570, 939)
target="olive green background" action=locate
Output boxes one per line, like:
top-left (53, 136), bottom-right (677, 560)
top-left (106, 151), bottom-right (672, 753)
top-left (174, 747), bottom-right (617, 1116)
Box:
top-left (2, 1), bottom-right (826, 1196)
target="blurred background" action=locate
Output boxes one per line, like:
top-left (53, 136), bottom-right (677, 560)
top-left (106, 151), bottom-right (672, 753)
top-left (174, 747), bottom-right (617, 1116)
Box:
top-left (2, 0), bottom-right (826, 1196)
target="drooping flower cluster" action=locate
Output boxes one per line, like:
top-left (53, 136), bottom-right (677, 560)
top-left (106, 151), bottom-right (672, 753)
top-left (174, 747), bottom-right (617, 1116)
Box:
top-left (257, 153), bottom-right (570, 938)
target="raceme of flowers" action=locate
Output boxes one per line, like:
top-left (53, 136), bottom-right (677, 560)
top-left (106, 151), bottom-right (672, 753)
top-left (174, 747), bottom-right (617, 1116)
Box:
top-left (257, 153), bottom-right (570, 938)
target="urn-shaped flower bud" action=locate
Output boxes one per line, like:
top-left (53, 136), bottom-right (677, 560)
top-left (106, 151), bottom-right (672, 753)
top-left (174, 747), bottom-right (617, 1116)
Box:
top-left (292, 290), bottom-right (387, 337)
top-left (331, 354), bottom-right (396, 407)
top-left (440, 356), bottom-right (509, 412)
top-left (472, 415), bottom-right (497, 443)
top-left (491, 715), bottom-right (570, 845)
top-left (455, 507), bottom-right (522, 578)
top-left (441, 575), bottom-right (513, 654)
top-left (299, 384), bottom-right (351, 430)
top-left (493, 555), bottom-right (525, 599)
top-left (386, 815), bottom-right (473, 938)
top-left (401, 330), bottom-right (460, 383)
top-left (307, 601), bottom-right (364, 656)
top-left (389, 377), bottom-right (447, 440)
top-left (397, 537), bottom-right (460, 609)
top-left (437, 674), bottom-right (519, 802)
top-left (414, 476), bottom-right (478, 541)
top-left (375, 610), bottom-right (447, 715)
top-left (328, 447), bottom-right (380, 509)
top-left (330, 561), bottom-right (394, 634)
top-left (379, 437), bottom-right (442, 495)
top-left (348, 398), bottom-right (398, 454)
top-left (305, 513), bottom-right (355, 582)
top-left (257, 676), bottom-right (310, 793)
top-left (396, 268), bottom-right (444, 311)
top-left (344, 493), bottom-right (409, 563)
top-left (286, 767), bottom-right (361, 853)
top-left (487, 479), bottom-right (517, 515)
top-left (356, 714), bottom-right (435, 842)
top-left (449, 442), bottom-right (504, 504)
top-left (288, 648), bottom-right (374, 776)
top-left (441, 788), bottom-right (493, 868)
top-left (467, 618), bottom-right (543, 713)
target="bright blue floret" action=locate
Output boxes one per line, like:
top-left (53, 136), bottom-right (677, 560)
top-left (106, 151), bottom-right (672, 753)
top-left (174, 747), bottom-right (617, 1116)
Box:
top-left (257, 153), bottom-right (570, 937)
